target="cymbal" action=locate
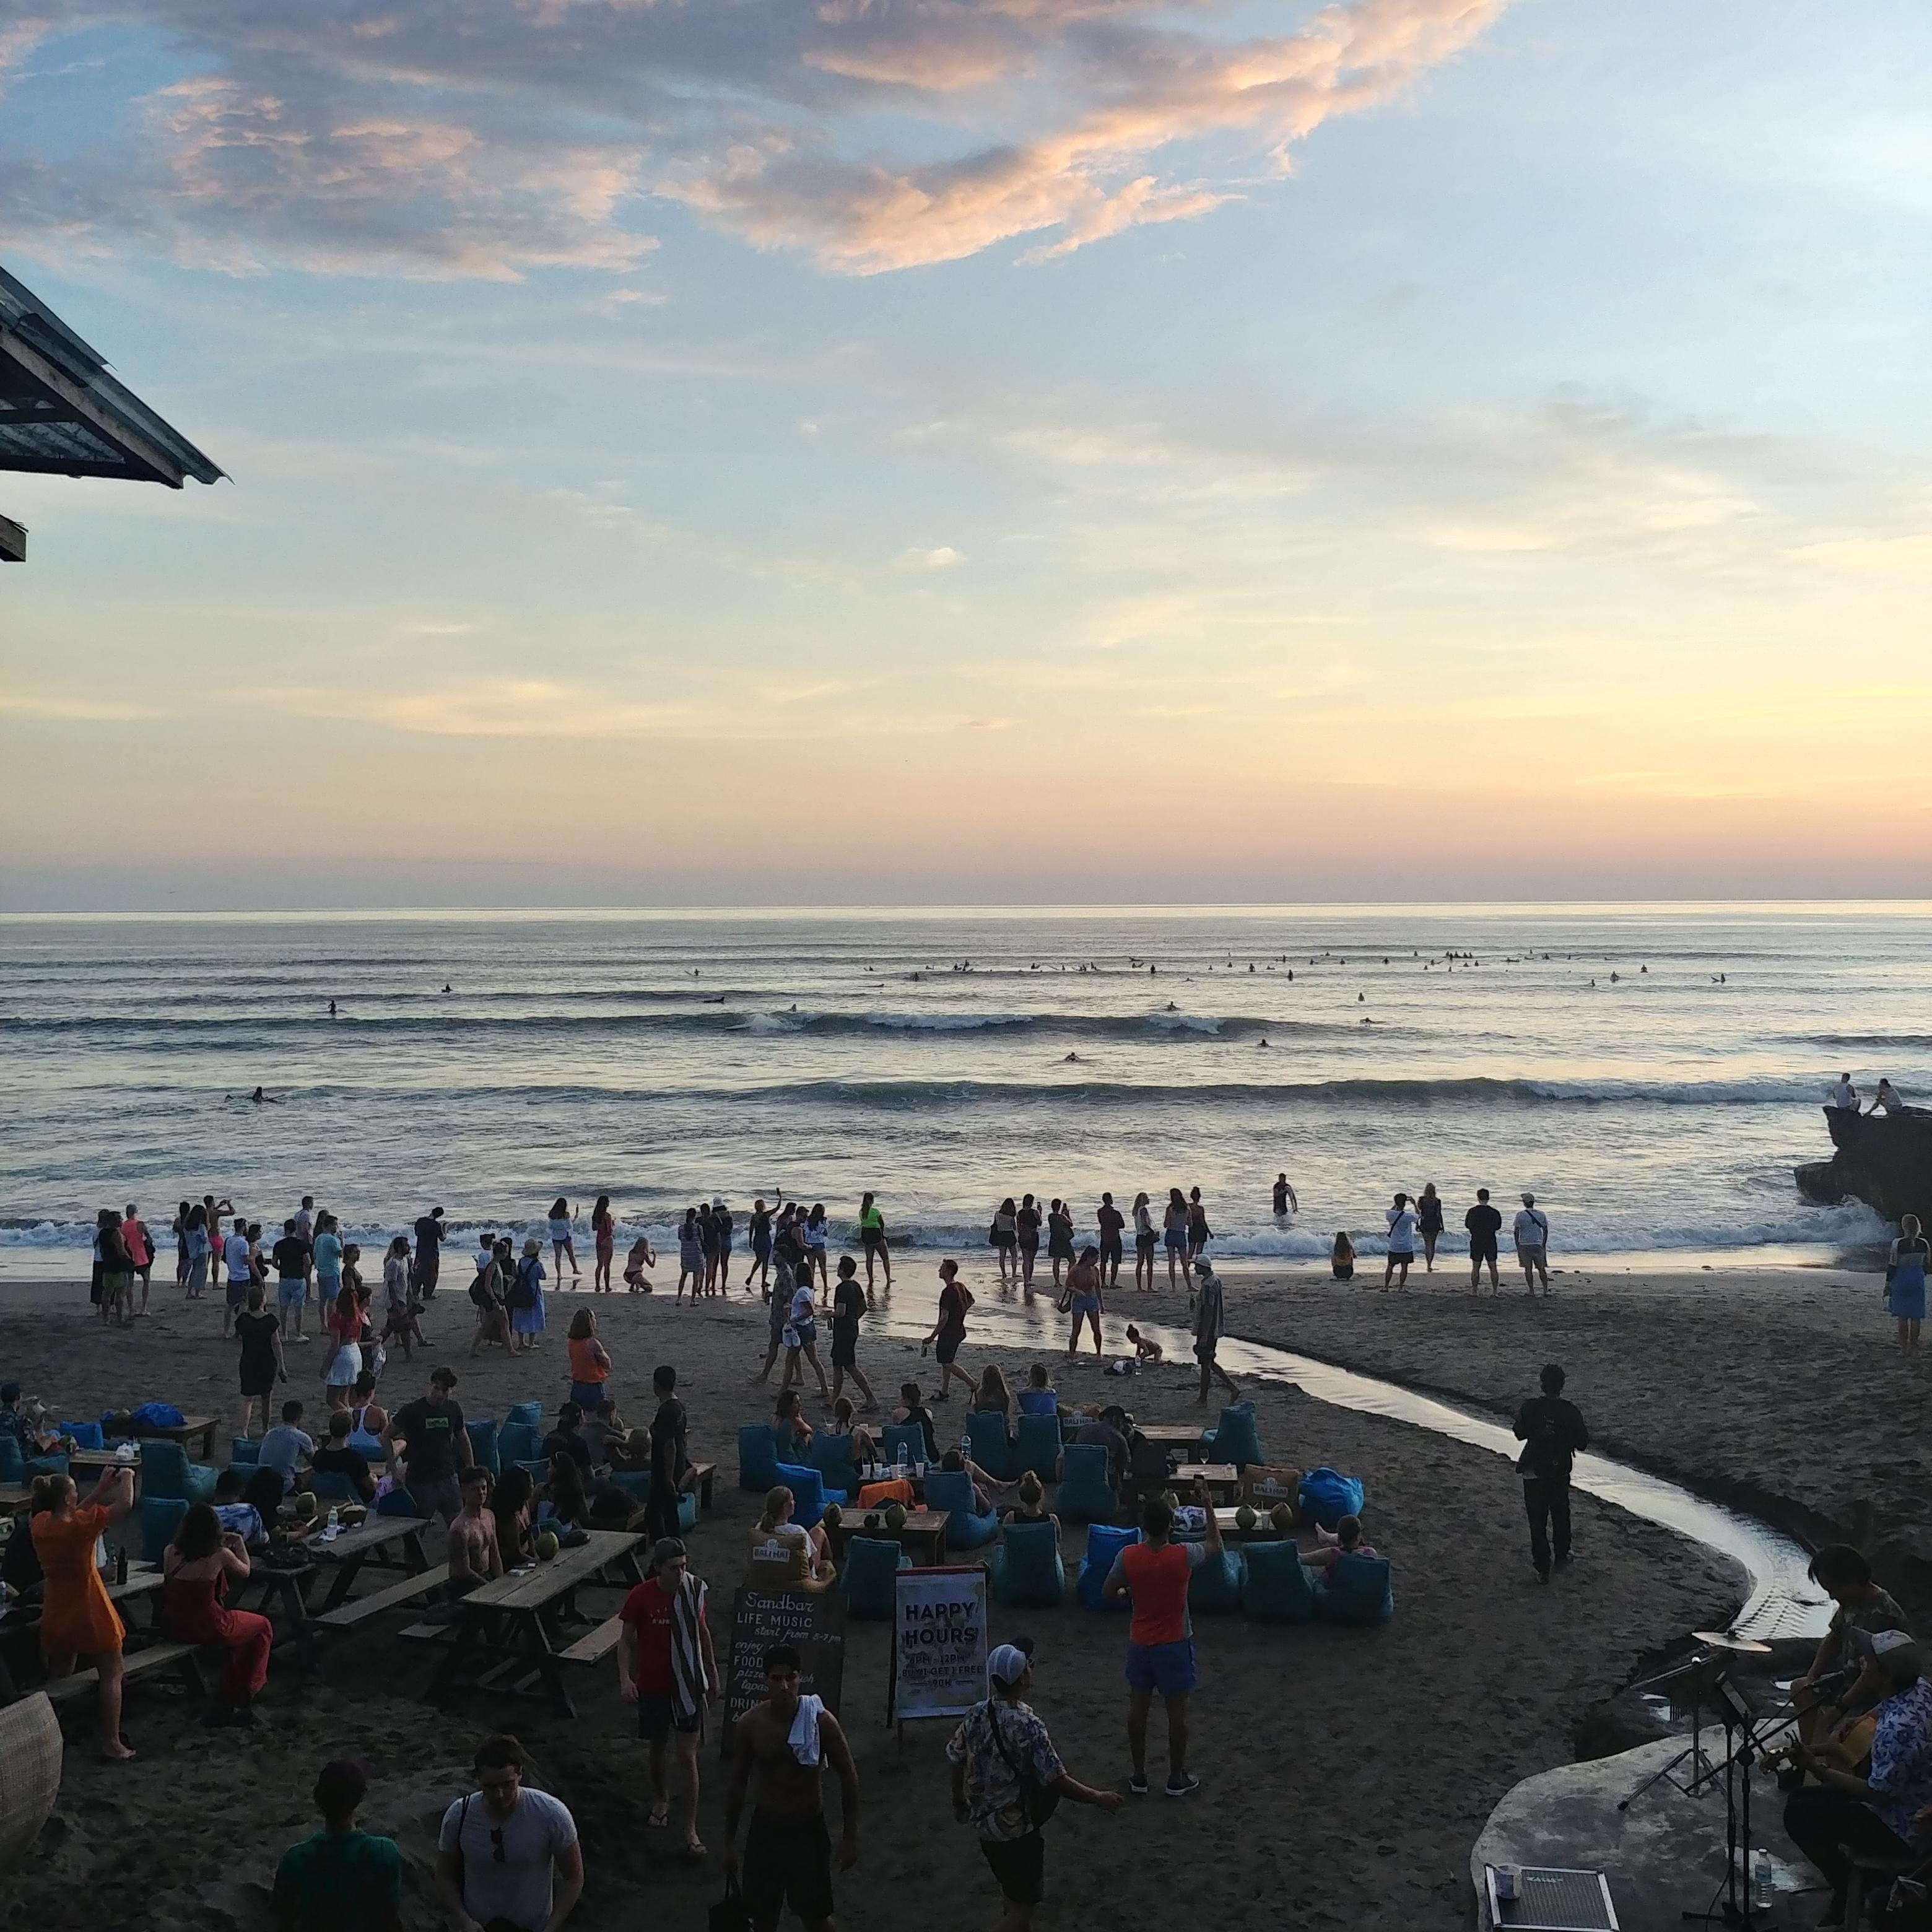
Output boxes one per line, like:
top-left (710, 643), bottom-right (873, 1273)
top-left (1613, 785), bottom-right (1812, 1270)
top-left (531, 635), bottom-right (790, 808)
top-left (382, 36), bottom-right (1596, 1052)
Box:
top-left (1692, 1631), bottom-right (1773, 1655)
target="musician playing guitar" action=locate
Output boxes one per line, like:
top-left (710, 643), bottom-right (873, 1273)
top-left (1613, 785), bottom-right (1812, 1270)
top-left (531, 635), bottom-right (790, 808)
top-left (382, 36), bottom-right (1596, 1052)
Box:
top-left (1794, 1544), bottom-right (1908, 1747)
top-left (1783, 1633), bottom-right (1932, 1926)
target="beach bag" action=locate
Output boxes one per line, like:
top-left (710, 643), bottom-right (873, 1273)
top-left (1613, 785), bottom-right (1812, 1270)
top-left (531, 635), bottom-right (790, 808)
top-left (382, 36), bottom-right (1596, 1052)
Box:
top-left (710, 1871), bottom-right (751, 1932)
top-left (988, 1701), bottom-right (1060, 1827)
top-left (1298, 1466), bottom-right (1365, 1530)
top-left (507, 1261), bottom-right (538, 1312)
top-left (130, 1402), bottom-right (186, 1430)
top-left (468, 1270), bottom-right (494, 1309)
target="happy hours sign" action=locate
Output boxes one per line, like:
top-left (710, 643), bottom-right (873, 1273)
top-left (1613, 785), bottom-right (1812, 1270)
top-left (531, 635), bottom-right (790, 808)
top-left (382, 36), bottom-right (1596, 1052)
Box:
top-left (891, 1566), bottom-right (989, 1722)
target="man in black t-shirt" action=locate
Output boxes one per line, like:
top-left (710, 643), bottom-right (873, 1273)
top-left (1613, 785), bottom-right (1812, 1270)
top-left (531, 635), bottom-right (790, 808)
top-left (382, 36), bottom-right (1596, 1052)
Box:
top-left (1513, 1363), bottom-right (1589, 1582)
top-left (383, 1365), bottom-right (470, 1522)
top-left (272, 1219), bottom-right (313, 1339)
top-left (311, 1411), bottom-right (376, 1502)
top-left (543, 1404), bottom-right (594, 1476)
top-left (1095, 1193), bottom-right (1126, 1289)
top-left (646, 1365), bottom-right (689, 1543)
top-left (1464, 1190), bottom-right (1503, 1293)
top-left (412, 1208), bottom-right (445, 1298)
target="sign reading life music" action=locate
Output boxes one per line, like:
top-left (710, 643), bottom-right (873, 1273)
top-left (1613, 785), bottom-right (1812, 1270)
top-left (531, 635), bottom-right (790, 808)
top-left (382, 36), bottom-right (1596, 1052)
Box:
top-left (891, 1567), bottom-right (989, 1723)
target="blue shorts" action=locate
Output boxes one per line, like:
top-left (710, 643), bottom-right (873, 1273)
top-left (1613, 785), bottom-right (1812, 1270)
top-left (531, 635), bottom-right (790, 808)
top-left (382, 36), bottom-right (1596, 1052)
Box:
top-left (277, 1277), bottom-right (307, 1306)
top-left (1125, 1637), bottom-right (1197, 1697)
top-left (569, 1379), bottom-right (607, 1409)
top-left (1164, 1230), bottom-right (1186, 1253)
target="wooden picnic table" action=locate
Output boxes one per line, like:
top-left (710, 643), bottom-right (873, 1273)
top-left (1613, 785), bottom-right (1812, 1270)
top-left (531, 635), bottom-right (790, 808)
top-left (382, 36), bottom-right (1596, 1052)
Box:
top-left (1203, 1507), bottom-right (1307, 1544)
top-left (825, 1509), bottom-right (950, 1569)
top-left (0, 1451), bottom-right (143, 1512)
top-left (296, 1514), bottom-right (433, 1613)
top-left (1172, 1462), bottom-right (1242, 1500)
top-left (1136, 1424), bottom-right (1204, 1454)
top-left (428, 1528), bottom-right (646, 1719)
top-left (124, 1413), bottom-right (219, 1460)
top-left (0, 1562), bottom-right (168, 1702)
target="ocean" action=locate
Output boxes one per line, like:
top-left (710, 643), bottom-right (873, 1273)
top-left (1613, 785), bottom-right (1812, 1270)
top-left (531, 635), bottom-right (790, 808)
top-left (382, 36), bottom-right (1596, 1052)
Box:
top-left (2, 903), bottom-right (1922, 1273)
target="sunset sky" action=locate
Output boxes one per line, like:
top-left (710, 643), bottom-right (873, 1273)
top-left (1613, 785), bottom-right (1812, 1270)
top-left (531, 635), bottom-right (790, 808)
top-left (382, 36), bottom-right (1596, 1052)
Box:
top-left (2, 0), bottom-right (1928, 909)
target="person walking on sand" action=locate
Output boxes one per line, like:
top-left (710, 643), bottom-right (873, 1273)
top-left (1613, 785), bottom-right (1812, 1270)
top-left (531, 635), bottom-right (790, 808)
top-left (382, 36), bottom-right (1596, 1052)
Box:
top-left (1102, 1483), bottom-right (1221, 1798)
top-left (780, 1268), bottom-right (832, 1401)
top-left (1383, 1193), bottom-right (1417, 1290)
top-left (591, 1194), bottom-right (616, 1293)
top-left (617, 1536), bottom-right (720, 1860)
top-left (1064, 1245), bottom-right (1105, 1362)
top-left (1886, 1214), bottom-right (1929, 1355)
top-left (1513, 1363), bottom-right (1588, 1583)
top-left (508, 1238), bottom-right (547, 1353)
top-left (926, 1258), bottom-right (975, 1399)
top-left (235, 1282), bottom-right (287, 1439)
top-left (31, 1466), bottom-right (139, 1759)
top-left (1416, 1183), bottom-right (1443, 1272)
top-left (947, 1641), bottom-right (1124, 1930)
top-left (723, 1643), bottom-right (861, 1932)
top-left (829, 1255), bottom-right (877, 1411)
top-left (1191, 1259), bottom-right (1239, 1406)
top-left (274, 1758), bottom-right (405, 1932)
top-left (437, 1734), bottom-right (583, 1932)
top-left (548, 1197), bottom-right (580, 1281)
top-left (753, 1239), bottom-right (803, 1386)
top-left (1513, 1193), bottom-right (1551, 1295)
top-left (1162, 1189), bottom-right (1190, 1290)
top-left (1465, 1190), bottom-right (1502, 1293)
top-left (859, 1191), bottom-right (893, 1297)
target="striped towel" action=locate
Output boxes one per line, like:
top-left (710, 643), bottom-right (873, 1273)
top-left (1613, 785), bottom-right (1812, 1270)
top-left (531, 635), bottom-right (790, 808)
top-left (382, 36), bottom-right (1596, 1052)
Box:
top-left (669, 1575), bottom-right (710, 1726)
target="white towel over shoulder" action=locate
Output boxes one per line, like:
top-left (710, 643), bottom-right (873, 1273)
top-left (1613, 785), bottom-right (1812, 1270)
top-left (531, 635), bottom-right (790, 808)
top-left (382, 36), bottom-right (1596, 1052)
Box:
top-left (788, 1693), bottom-right (825, 1767)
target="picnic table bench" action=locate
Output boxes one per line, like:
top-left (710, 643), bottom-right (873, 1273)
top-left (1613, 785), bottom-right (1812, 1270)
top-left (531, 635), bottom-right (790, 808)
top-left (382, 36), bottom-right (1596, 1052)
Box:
top-left (315, 1562), bottom-right (450, 1630)
top-left (416, 1528), bottom-right (646, 1718)
top-left (689, 1462), bottom-right (716, 1511)
top-left (296, 1513), bottom-right (433, 1613)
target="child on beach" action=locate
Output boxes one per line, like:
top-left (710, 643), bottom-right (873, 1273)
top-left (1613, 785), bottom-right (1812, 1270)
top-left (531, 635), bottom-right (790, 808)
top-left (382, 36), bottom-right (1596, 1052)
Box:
top-left (1125, 1325), bottom-right (1163, 1364)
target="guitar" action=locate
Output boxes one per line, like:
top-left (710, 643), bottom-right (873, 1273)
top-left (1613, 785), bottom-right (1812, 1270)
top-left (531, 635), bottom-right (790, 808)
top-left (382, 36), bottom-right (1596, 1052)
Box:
top-left (1759, 1712), bottom-right (1877, 1777)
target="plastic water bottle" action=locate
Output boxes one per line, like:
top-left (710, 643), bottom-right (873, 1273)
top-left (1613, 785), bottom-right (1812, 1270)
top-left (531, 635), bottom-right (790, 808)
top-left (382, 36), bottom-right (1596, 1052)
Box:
top-left (324, 1506), bottom-right (340, 1540)
top-left (1751, 1851), bottom-right (1773, 1910)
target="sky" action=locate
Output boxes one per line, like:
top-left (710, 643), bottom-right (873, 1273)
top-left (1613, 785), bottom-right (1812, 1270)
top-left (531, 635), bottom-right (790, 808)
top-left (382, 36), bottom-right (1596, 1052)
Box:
top-left (1, 0), bottom-right (1928, 910)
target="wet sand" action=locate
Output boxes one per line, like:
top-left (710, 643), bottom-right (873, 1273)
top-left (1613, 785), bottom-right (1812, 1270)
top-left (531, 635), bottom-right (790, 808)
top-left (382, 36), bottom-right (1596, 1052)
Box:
top-left (2, 1265), bottom-right (1744, 1931)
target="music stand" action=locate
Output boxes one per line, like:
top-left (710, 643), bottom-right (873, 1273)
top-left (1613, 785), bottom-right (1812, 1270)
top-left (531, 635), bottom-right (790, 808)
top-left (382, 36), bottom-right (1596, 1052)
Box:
top-left (1681, 1671), bottom-right (1777, 1928)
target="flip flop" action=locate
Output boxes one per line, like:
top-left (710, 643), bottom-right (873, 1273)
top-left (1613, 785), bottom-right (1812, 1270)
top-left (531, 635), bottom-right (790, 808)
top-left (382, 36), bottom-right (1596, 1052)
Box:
top-left (647, 1804), bottom-right (670, 1829)
top-left (682, 1838), bottom-right (707, 1860)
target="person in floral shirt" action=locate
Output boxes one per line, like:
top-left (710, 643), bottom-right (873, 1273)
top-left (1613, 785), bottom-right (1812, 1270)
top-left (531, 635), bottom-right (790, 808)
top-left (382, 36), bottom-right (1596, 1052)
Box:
top-left (947, 1642), bottom-right (1122, 1928)
top-left (1785, 1630), bottom-right (1932, 1921)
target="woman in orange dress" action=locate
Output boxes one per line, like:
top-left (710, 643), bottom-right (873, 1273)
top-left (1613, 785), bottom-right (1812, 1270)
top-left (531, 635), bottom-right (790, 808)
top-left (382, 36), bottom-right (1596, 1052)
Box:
top-left (30, 1466), bottom-right (137, 1760)
top-left (162, 1502), bottom-right (272, 1726)
top-left (567, 1305), bottom-right (612, 1409)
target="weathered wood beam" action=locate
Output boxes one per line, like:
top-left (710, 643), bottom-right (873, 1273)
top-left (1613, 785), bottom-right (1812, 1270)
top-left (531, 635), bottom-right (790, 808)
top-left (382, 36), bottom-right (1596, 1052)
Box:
top-left (0, 510), bottom-right (25, 562)
top-left (0, 323), bottom-right (186, 487)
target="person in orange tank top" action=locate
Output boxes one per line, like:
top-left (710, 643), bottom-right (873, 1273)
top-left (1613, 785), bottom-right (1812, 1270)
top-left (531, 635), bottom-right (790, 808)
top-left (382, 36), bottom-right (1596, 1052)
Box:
top-left (30, 1466), bottom-right (137, 1760)
top-left (1102, 1483), bottom-right (1221, 1797)
top-left (567, 1305), bottom-right (612, 1409)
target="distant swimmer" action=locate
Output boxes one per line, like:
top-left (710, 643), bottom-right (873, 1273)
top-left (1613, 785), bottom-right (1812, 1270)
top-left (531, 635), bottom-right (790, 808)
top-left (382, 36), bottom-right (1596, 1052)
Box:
top-left (327, 1000), bottom-right (337, 1016)
top-left (233, 1086), bottom-right (281, 1105)
top-left (1064, 1052), bottom-right (1080, 1063)
top-left (1257, 1038), bottom-right (1269, 1049)
top-left (1164, 1001), bottom-right (1177, 1012)
top-left (441, 983), bottom-right (452, 993)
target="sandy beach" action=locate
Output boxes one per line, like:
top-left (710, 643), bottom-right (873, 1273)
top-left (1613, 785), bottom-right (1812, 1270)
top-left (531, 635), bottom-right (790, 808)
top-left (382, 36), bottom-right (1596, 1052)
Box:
top-left (0, 1257), bottom-right (1765, 1932)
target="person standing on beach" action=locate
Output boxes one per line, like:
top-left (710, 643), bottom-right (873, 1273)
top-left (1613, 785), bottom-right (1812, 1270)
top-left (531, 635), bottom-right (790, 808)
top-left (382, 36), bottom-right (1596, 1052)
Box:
top-left (1383, 1194), bottom-right (1417, 1290)
top-left (32, 1466), bottom-right (139, 1760)
top-left (645, 1365), bottom-right (690, 1543)
top-left (274, 1759), bottom-right (405, 1932)
top-left (676, 1208), bottom-right (703, 1303)
top-left (1162, 1190), bottom-right (1190, 1290)
top-left (383, 1365), bottom-right (471, 1523)
top-left (1513, 1364), bottom-right (1588, 1583)
top-left (412, 1206), bottom-right (445, 1300)
top-left (829, 1256), bottom-right (876, 1410)
top-left (235, 1282), bottom-right (287, 1439)
top-left (591, 1194), bottom-right (616, 1293)
top-left (1102, 1484), bottom-right (1219, 1797)
top-left (724, 1642), bottom-right (861, 1932)
top-left (926, 1259), bottom-right (975, 1399)
top-left (1886, 1215), bottom-right (1929, 1356)
top-left (121, 1204), bottom-right (153, 1315)
top-left (222, 1213), bottom-right (253, 1339)
top-left (1464, 1190), bottom-right (1502, 1293)
top-left (858, 1191), bottom-right (892, 1297)
top-left (746, 1198), bottom-right (776, 1295)
top-left (184, 1202), bottom-right (211, 1300)
top-left (1095, 1193), bottom-right (1125, 1291)
top-left (1186, 1188), bottom-right (1211, 1268)
top-left (781, 1268), bottom-right (832, 1401)
top-left (548, 1197), bottom-right (580, 1281)
top-left (1416, 1185), bottom-right (1443, 1273)
top-left (617, 1536), bottom-right (720, 1860)
top-left (437, 1734), bottom-right (583, 1932)
top-left (271, 1218), bottom-right (310, 1341)
top-left (1132, 1193), bottom-right (1157, 1292)
top-left (1064, 1246), bottom-right (1105, 1362)
top-left (1192, 1259), bottom-right (1239, 1406)
top-left (804, 1204), bottom-right (830, 1298)
top-left (1016, 1194), bottom-right (1042, 1290)
top-left (990, 1197), bottom-right (1019, 1288)
top-left (1513, 1194), bottom-right (1551, 1295)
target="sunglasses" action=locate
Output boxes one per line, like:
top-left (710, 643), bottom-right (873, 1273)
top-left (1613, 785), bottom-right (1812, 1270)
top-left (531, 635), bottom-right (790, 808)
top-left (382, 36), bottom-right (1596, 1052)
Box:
top-left (489, 1827), bottom-right (506, 1864)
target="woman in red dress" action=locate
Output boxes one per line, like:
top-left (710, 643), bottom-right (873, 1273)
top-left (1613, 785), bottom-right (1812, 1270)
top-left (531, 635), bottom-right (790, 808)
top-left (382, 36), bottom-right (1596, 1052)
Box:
top-left (162, 1502), bottom-right (272, 1727)
top-left (30, 1466), bottom-right (137, 1759)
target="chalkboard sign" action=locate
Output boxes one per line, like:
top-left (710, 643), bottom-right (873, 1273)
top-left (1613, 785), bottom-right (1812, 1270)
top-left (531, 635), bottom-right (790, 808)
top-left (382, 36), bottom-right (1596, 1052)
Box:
top-left (721, 1587), bottom-right (847, 1758)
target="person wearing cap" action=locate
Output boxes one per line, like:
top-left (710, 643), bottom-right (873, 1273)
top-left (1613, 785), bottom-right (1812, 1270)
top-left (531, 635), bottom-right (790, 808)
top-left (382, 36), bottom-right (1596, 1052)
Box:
top-left (1785, 1629), bottom-right (1932, 1921)
top-left (617, 1536), bottom-right (718, 1857)
top-left (947, 1642), bottom-right (1123, 1926)
top-left (1513, 1193), bottom-right (1551, 1295)
top-left (272, 1757), bottom-right (404, 1932)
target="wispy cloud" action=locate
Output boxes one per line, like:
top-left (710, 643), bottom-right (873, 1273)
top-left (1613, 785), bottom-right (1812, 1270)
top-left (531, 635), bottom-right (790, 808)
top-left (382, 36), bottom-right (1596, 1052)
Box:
top-left (0, 0), bottom-right (1511, 278)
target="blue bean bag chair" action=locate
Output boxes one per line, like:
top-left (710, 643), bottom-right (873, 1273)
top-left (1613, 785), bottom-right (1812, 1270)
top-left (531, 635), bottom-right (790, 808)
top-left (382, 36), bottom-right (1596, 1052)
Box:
top-left (842, 1536), bottom-right (910, 1620)
top-left (1188, 1547), bottom-right (1247, 1614)
top-left (882, 1422), bottom-right (929, 1468)
top-left (607, 1471), bottom-right (700, 1532)
top-left (1053, 1442), bottom-right (1116, 1523)
top-left (228, 1437), bottom-right (260, 1466)
top-left (1076, 1523), bottom-right (1139, 1611)
top-left (1298, 1466), bottom-right (1365, 1531)
top-left (141, 1495), bottom-right (189, 1565)
top-left (739, 1423), bottom-right (783, 1493)
top-left (925, 1469), bottom-right (999, 1550)
top-left (1313, 1552), bottom-right (1394, 1626)
top-left (1199, 1401), bottom-right (1263, 1469)
top-left (775, 1461), bottom-right (843, 1531)
top-left (465, 1418), bottom-right (500, 1477)
top-left (61, 1421), bottom-right (105, 1450)
top-left (497, 1422), bottom-right (541, 1469)
top-left (1014, 1414), bottom-right (1061, 1482)
top-left (24, 1455), bottom-right (69, 1482)
top-left (141, 1440), bottom-right (216, 1504)
top-left (1242, 1539), bottom-right (1316, 1625)
top-left (809, 1432), bottom-right (862, 1499)
top-left (965, 1410), bottom-right (1017, 1482)
top-left (375, 1486), bottom-right (420, 1518)
top-left (309, 1469), bottom-right (363, 1504)
top-left (505, 1399), bottom-right (542, 1429)
top-left (988, 1519), bottom-right (1065, 1608)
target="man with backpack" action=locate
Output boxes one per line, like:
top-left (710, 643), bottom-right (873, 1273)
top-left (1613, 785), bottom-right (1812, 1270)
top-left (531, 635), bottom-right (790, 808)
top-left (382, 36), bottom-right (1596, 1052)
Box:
top-left (1513, 1363), bottom-right (1590, 1583)
top-left (947, 1642), bottom-right (1123, 1929)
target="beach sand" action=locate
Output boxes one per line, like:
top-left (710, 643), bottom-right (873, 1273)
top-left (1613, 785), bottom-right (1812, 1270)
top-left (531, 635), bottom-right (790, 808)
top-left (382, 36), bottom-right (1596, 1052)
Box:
top-left (2, 1264), bottom-right (1747, 1931)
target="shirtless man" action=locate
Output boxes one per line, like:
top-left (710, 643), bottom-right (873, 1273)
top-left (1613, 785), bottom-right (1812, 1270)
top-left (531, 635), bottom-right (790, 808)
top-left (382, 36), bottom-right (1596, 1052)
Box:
top-left (446, 1466), bottom-right (502, 1606)
top-left (724, 1644), bottom-right (859, 1932)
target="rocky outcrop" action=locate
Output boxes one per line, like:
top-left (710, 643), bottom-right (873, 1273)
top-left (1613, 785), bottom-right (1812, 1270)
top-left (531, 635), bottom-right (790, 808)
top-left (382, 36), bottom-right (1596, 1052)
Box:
top-left (1795, 1106), bottom-right (1932, 1227)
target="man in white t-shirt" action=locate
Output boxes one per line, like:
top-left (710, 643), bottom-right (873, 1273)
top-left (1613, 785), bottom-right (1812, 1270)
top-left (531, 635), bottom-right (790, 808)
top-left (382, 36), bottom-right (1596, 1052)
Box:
top-left (437, 1734), bottom-right (582, 1932)
top-left (1827, 1074), bottom-right (1860, 1112)
top-left (1383, 1193), bottom-right (1418, 1290)
top-left (223, 1216), bottom-right (255, 1337)
top-left (1513, 1194), bottom-right (1551, 1295)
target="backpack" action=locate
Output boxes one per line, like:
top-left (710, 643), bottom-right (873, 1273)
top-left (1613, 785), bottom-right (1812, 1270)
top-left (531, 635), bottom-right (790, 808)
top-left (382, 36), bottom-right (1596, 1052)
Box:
top-left (507, 1260), bottom-right (538, 1312)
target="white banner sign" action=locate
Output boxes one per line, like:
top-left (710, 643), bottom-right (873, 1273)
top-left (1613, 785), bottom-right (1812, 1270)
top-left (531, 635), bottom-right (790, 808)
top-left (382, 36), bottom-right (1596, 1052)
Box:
top-left (891, 1565), bottom-right (988, 1723)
